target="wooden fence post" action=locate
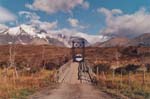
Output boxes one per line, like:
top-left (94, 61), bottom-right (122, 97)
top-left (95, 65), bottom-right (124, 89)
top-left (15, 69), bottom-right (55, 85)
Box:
top-left (120, 70), bottom-right (123, 88)
top-left (142, 70), bottom-right (145, 85)
top-left (128, 71), bottom-right (131, 87)
top-left (112, 69), bottom-right (115, 83)
top-left (96, 66), bottom-right (99, 76)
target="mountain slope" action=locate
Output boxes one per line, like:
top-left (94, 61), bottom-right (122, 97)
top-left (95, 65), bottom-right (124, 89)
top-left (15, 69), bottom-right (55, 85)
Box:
top-left (30, 37), bottom-right (49, 45)
top-left (0, 25), bottom-right (66, 46)
top-left (128, 33), bottom-right (150, 46)
top-left (0, 24), bottom-right (109, 47)
top-left (93, 33), bottom-right (150, 47)
top-left (93, 37), bottom-right (130, 47)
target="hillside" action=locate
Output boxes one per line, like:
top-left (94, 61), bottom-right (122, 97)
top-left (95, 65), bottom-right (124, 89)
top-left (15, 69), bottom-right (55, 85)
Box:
top-left (93, 33), bottom-right (150, 47)
top-left (0, 45), bottom-right (149, 70)
top-left (128, 33), bottom-right (150, 46)
top-left (0, 45), bottom-right (70, 70)
top-left (93, 37), bottom-right (130, 47)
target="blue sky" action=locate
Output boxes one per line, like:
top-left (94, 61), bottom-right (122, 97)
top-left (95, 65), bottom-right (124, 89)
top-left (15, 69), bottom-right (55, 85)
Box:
top-left (0, 0), bottom-right (150, 36)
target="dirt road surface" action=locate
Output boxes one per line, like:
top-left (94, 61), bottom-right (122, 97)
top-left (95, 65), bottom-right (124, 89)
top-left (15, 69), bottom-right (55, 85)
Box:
top-left (29, 62), bottom-right (113, 99)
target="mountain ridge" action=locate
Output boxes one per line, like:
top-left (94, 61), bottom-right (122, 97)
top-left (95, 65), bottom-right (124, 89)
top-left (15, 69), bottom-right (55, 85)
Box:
top-left (0, 24), bottom-right (108, 47)
top-left (93, 33), bottom-right (150, 47)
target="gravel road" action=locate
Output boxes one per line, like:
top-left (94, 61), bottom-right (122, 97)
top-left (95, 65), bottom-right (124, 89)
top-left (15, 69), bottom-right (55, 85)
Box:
top-left (29, 62), bottom-right (113, 99)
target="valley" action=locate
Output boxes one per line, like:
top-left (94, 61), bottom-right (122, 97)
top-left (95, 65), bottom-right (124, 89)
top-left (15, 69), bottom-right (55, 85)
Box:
top-left (1, 1), bottom-right (150, 99)
top-left (0, 45), bottom-right (149, 99)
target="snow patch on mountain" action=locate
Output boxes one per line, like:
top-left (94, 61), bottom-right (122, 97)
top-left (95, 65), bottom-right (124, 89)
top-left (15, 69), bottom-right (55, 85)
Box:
top-left (0, 24), bottom-right (109, 47)
top-left (72, 32), bottom-right (109, 44)
top-left (45, 29), bottom-right (109, 45)
top-left (0, 24), bottom-right (8, 33)
top-left (8, 24), bottom-right (36, 36)
top-left (37, 33), bottom-right (46, 39)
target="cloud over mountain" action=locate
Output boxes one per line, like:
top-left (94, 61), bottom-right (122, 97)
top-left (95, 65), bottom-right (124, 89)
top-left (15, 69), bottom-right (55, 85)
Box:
top-left (19, 11), bottom-right (58, 31)
top-left (0, 6), bottom-right (16, 23)
top-left (99, 7), bottom-right (150, 38)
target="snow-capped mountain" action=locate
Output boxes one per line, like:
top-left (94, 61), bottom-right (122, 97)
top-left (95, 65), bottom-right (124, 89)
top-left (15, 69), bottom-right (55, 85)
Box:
top-left (0, 24), bottom-right (109, 47)
top-left (43, 29), bottom-right (109, 47)
top-left (71, 32), bottom-right (109, 44)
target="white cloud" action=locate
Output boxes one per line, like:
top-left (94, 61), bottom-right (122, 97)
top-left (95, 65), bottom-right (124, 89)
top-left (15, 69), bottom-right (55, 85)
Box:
top-left (19, 11), bottom-right (57, 31)
top-left (82, 1), bottom-right (90, 9)
top-left (97, 7), bottom-right (123, 23)
top-left (68, 18), bottom-right (79, 27)
top-left (67, 18), bottom-right (88, 29)
top-left (0, 6), bottom-right (16, 23)
top-left (31, 20), bottom-right (58, 30)
top-left (19, 11), bottom-right (40, 20)
top-left (26, 0), bottom-right (89, 14)
top-left (99, 7), bottom-right (150, 38)
top-left (25, 4), bottom-right (36, 10)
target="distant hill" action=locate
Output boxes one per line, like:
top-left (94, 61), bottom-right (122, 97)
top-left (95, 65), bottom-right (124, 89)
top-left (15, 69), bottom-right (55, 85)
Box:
top-left (128, 33), bottom-right (150, 46)
top-left (93, 33), bottom-right (150, 47)
top-left (93, 37), bottom-right (130, 47)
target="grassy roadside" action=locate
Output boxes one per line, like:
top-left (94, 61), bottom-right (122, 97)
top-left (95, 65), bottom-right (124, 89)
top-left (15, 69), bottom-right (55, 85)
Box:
top-left (0, 69), bottom-right (56, 99)
top-left (96, 72), bottom-right (150, 99)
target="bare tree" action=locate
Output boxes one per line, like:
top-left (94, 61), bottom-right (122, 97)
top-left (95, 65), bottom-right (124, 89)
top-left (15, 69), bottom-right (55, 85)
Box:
top-left (112, 48), bottom-right (120, 83)
top-left (9, 42), bottom-right (19, 79)
top-left (140, 46), bottom-right (146, 85)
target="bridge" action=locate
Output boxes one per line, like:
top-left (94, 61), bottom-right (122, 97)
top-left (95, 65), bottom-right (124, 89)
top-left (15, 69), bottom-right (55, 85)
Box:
top-left (29, 39), bottom-right (113, 99)
top-left (57, 60), bottom-right (96, 84)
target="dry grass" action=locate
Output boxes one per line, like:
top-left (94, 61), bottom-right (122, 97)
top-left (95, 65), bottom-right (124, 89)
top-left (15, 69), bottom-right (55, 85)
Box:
top-left (0, 45), bottom-right (149, 98)
top-left (0, 69), bottom-right (55, 99)
top-left (97, 72), bottom-right (150, 99)
top-left (85, 46), bottom-right (150, 66)
top-left (0, 45), bottom-right (70, 99)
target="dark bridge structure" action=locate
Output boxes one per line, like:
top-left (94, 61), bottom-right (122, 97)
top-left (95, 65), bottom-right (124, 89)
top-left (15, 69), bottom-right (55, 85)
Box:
top-left (71, 39), bottom-right (96, 84)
